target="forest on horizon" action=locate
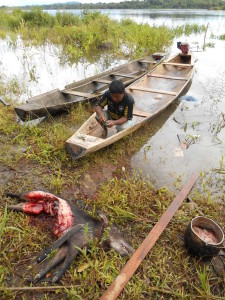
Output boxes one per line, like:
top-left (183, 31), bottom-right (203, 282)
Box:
top-left (1, 0), bottom-right (225, 10)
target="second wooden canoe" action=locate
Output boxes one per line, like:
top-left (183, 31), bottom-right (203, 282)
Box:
top-left (66, 52), bottom-right (194, 160)
top-left (14, 53), bottom-right (165, 121)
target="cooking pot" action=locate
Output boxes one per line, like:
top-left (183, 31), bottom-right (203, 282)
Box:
top-left (184, 216), bottom-right (224, 257)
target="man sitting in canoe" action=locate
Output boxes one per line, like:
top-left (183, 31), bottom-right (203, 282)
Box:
top-left (95, 80), bottom-right (134, 133)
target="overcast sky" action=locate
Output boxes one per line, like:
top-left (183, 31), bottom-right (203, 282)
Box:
top-left (0, 0), bottom-right (132, 6)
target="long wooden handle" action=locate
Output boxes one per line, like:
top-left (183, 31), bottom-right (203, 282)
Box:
top-left (100, 172), bottom-right (199, 300)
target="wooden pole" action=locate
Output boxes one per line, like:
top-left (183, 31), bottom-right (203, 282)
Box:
top-left (100, 172), bottom-right (199, 300)
top-left (203, 23), bottom-right (209, 50)
top-left (0, 286), bottom-right (72, 292)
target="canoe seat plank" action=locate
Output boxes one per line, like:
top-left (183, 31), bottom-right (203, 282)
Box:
top-left (133, 109), bottom-right (151, 117)
top-left (147, 74), bottom-right (188, 81)
top-left (129, 86), bottom-right (177, 96)
top-left (113, 73), bottom-right (136, 79)
top-left (62, 90), bottom-right (99, 98)
top-left (138, 60), bottom-right (157, 64)
top-left (92, 79), bottom-right (112, 84)
top-left (163, 62), bottom-right (193, 68)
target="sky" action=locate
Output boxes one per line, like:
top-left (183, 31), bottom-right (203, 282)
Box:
top-left (0, 0), bottom-right (132, 6)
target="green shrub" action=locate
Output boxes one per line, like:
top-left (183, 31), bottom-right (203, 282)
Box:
top-left (219, 34), bottom-right (225, 40)
top-left (21, 8), bottom-right (55, 27)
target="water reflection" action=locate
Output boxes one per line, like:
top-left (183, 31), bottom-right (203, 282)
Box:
top-left (0, 37), bottom-right (127, 102)
top-left (48, 9), bottom-right (225, 33)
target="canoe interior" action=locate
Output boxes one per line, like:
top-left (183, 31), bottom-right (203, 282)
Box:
top-left (76, 113), bottom-right (144, 139)
top-left (129, 55), bottom-right (193, 113)
top-left (66, 53), bottom-right (194, 159)
top-left (63, 57), bottom-right (159, 98)
top-left (64, 54), bottom-right (164, 91)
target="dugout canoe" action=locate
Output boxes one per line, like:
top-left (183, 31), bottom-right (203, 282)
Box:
top-left (66, 52), bottom-right (194, 160)
top-left (14, 53), bottom-right (165, 121)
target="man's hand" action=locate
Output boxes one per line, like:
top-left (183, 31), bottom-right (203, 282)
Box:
top-left (106, 120), bottom-right (116, 128)
top-left (99, 115), bottom-right (106, 124)
top-left (96, 105), bottom-right (106, 124)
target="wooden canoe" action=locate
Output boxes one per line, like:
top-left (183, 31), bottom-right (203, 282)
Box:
top-left (66, 52), bottom-right (194, 160)
top-left (14, 53), bottom-right (165, 121)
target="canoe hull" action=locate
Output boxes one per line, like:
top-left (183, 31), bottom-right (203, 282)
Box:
top-left (66, 52), bottom-right (195, 160)
top-left (15, 54), bottom-right (165, 121)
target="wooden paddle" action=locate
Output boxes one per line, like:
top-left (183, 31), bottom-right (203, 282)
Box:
top-left (100, 172), bottom-right (199, 300)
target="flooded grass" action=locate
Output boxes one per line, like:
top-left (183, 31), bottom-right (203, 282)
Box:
top-left (219, 33), bottom-right (225, 40)
top-left (0, 8), bottom-right (207, 62)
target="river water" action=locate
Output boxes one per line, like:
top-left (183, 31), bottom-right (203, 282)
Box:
top-left (1, 9), bottom-right (225, 191)
top-left (48, 8), bottom-right (225, 33)
top-left (131, 41), bottom-right (225, 191)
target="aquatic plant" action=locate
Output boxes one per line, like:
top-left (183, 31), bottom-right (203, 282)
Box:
top-left (219, 33), bottom-right (225, 40)
top-left (172, 23), bottom-right (206, 38)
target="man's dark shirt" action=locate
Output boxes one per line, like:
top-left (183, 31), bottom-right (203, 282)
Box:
top-left (96, 90), bottom-right (134, 120)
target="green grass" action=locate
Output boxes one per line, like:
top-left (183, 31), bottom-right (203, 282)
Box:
top-left (0, 172), bottom-right (224, 299)
top-left (0, 103), bottom-right (224, 299)
top-left (219, 34), bottom-right (225, 40)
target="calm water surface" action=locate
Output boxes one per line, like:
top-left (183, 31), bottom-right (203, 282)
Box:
top-left (131, 41), bottom-right (225, 190)
top-left (1, 9), bottom-right (225, 190)
top-left (48, 8), bottom-right (225, 35)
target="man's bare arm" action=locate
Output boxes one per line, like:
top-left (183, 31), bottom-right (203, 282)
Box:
top-left (95, 105), bottom-right (106, 124)
top-left (106, 116), bottom-right (127, 128)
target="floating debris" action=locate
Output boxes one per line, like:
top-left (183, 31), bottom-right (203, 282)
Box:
top-left (177, 134), bottom-right (201, 149)
top-left (173, 147), bottom-right (184, 157)
top-left (179, 95), bottom-right (198, 102)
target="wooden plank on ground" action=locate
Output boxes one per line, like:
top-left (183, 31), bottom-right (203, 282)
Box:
top-left (147, 74), bottom-right (188, 81)
top-left (62, 90), bottom-right (99, 98)
top-left (129, 86), bottom-right (177, 96)
top-left (100, 172), bottom-right (200, 300)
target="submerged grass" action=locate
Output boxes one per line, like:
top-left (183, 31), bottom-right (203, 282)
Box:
top-left (0, 8), bottom-right (206, 62)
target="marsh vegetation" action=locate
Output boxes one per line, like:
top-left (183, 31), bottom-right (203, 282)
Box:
top-left (0, 8), bottom-right (206, 62)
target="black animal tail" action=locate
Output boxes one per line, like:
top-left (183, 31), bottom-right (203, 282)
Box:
top-left (6, 192), bottom-right (20, 199)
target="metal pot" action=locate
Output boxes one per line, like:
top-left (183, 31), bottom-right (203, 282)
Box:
top-left (184, 216), bottom-right (224, 257)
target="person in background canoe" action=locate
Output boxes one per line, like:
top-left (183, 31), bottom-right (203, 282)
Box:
top-left (95, 80), bottom-right (134, 133)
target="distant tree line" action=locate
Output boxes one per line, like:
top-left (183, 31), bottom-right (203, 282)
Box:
top-left (4, 0), bottom-right (224, 11)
